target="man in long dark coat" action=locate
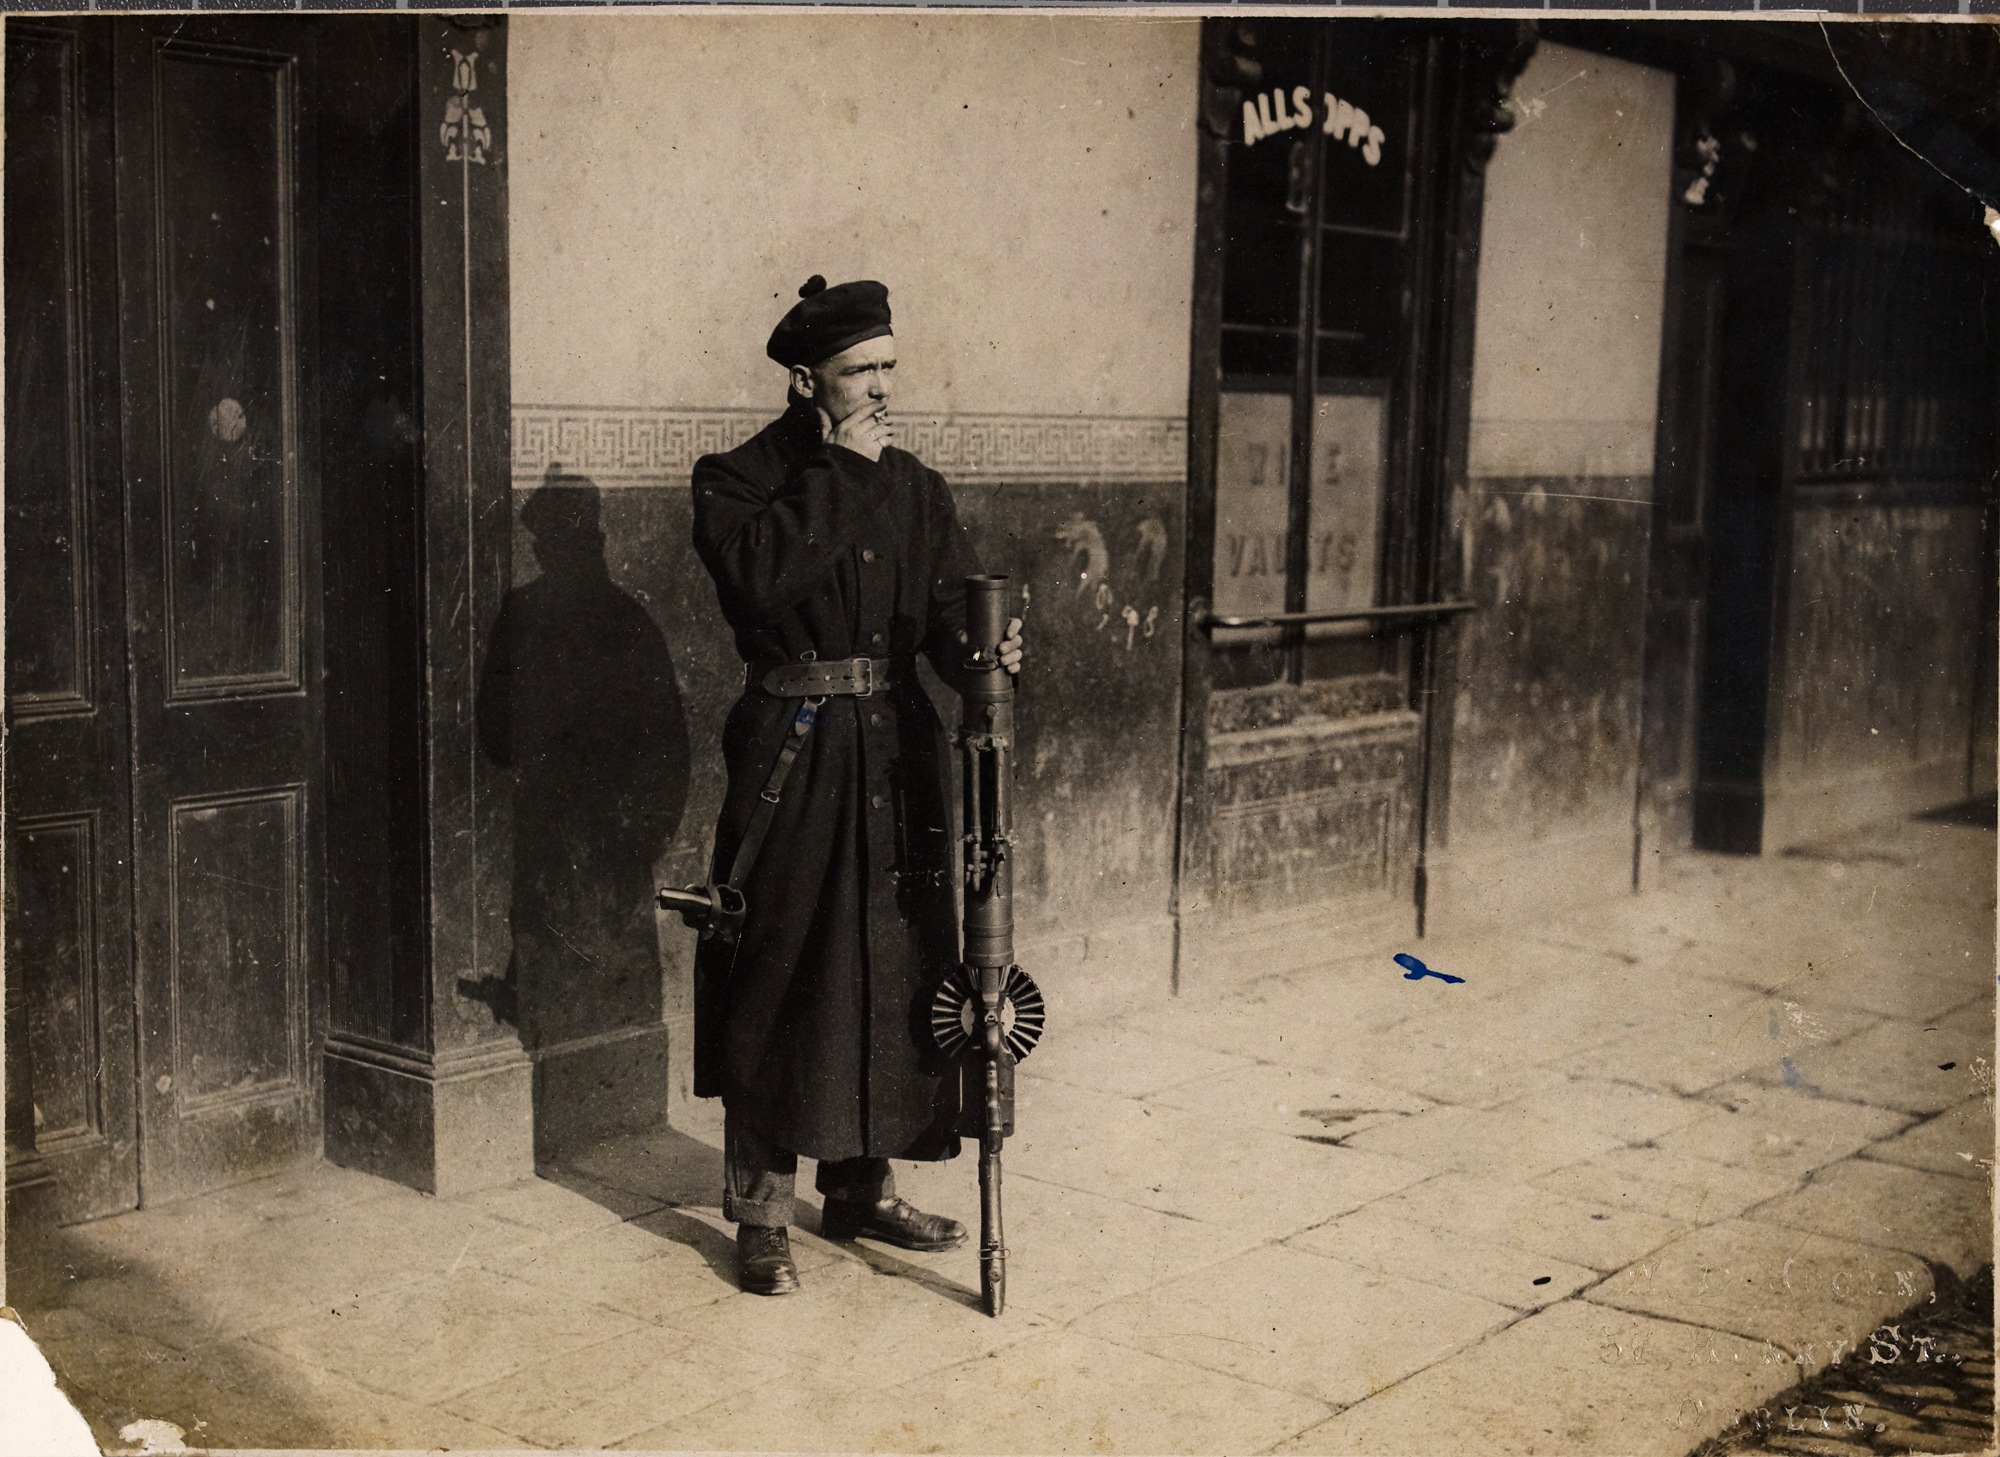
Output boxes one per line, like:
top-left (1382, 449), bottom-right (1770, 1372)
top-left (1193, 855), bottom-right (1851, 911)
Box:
top-left (691, 276), bottom-right (1022, 1295)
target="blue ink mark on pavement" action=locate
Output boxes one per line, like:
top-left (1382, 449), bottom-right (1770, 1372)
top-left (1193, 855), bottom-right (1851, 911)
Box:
top-left (1395, 953), bottom-right (1464, 984)
top-left (1781, 1057), bottom-right (1824, 1097)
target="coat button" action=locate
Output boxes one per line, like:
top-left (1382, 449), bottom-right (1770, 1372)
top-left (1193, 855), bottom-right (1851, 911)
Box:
top-left (870, 713), bottom-right (883, 727)
top-left (871, 794), bottom-right (885, 809)
top-left (862, 548), bottom-right (877, 563)
top-left (870, 632), bottom-right (884, 646)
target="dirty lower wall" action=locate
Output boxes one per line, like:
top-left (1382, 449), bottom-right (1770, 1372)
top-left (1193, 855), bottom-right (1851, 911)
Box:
top-left (1450, 479), bottom-right (1653, 847)
top-left (1764, 501), bottom-right (1988, 847)
top-left (506, 16), bottom-right (1201, 1076)
top-left (1443, 43), bottom-right (1676, 913)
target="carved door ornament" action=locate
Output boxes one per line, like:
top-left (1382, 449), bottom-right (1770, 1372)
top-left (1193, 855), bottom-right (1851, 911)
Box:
top-left (441, 49), bottom-right (490, 164)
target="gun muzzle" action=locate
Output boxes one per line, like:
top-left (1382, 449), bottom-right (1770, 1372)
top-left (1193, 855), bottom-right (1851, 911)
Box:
top-left (965, 574), bottom-right (1012, 664)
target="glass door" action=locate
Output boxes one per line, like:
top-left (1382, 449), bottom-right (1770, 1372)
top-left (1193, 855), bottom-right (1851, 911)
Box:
top-left (1176, 19), bottom-right (1507, 968)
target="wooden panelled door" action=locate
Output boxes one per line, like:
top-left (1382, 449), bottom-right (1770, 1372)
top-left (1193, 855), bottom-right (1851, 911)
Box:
top-left (115, 18), bottom-right (326, 1206)
top-left (5, 20), bottom-right (140, 1224)
top-left (4, 17), bottom-right (327, 1220)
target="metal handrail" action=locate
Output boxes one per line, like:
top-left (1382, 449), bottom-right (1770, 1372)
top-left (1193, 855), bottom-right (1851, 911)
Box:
top-left (1200, 600), bottom-right (1477, 631)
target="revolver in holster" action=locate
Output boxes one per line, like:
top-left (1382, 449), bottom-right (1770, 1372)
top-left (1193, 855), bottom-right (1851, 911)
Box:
top-left (656, 882), bottom-right (747, 944)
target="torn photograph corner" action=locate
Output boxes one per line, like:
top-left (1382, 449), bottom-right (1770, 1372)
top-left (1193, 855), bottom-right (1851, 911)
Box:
top-left (1, 9), bottom-right (1994, 1456)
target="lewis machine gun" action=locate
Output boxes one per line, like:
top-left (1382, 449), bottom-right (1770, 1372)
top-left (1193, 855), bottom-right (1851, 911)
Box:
top-left (928, 575), bottom-right (1045, 1316)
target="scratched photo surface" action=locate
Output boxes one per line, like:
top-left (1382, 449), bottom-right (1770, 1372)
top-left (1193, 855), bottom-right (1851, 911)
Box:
top-left (2, 11), bottom-right (1995, 1456)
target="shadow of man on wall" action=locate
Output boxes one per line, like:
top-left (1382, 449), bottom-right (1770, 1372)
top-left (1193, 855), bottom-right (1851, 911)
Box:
top-left (474, 465), bottom-right (691, 1060)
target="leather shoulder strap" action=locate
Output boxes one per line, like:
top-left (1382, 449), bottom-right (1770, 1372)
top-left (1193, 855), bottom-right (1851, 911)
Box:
top-left (723, 698), bottom-right (819, 894)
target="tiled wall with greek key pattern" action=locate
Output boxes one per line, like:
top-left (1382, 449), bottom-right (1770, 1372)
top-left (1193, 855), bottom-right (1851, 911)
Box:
top-left (511, 406), bottom-right (1187, 486)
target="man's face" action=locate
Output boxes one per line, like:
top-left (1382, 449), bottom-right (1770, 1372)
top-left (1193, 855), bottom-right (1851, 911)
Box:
top-left (796, 334), bottom-right (896, 423)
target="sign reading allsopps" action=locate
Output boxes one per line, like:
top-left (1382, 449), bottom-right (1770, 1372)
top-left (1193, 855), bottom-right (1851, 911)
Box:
top-left (1243, 86), bottom-right (1387, 165)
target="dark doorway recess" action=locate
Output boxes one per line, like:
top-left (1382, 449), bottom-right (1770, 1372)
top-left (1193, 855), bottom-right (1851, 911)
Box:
top-left (1617, 24), bottom-right (2000, 860)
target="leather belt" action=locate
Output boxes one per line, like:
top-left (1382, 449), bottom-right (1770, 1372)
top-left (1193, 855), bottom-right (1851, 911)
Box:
top-left (753, 655), bottom-right (907, 699)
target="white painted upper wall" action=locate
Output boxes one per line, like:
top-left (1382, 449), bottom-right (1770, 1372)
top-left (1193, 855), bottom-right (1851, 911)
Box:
top-left (1469, 42), bottom-right (1676, 479)
top-left (509, 15), bottom-right (1201, 418)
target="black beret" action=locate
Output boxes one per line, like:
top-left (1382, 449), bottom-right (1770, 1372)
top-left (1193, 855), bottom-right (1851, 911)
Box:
top-left (766, 275), bottom-right (893, 369)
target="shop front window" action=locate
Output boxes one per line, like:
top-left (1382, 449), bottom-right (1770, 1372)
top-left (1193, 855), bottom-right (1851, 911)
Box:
top-left (1209, 21), bottom-right (1428, 689)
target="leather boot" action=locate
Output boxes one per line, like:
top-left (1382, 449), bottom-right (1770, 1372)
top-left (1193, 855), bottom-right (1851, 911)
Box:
top-left (736, 1224), bottom-right (799, 1295)
top-left (820, 1195), bottom-right (968, 1252)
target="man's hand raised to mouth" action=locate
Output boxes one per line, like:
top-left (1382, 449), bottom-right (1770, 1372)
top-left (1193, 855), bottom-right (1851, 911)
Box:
top-left (820, 397), bottom-right (892, 462)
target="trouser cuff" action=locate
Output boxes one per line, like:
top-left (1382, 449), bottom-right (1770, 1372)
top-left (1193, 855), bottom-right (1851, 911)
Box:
top-left (725, 1190), bottom-right (796, 1228)
top-left (724, 1109), bottom-right (798, 1227)
top-left (815, 1157), bottom-right (894, 1207)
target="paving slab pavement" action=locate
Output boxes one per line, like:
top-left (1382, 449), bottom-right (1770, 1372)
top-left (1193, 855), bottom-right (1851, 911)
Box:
top-left (1860, 1098), bottom-right (1997, 1182)
top-left (1269, 1299), bottom-right (1798, 1457)
top-left (1652, 1086), bottom-right (1913, 1186)
top-left (251, 1266), bottom-right (643, 1406)
top-left (465, 1205), bottom-right (755, 1319)
top-left (1339, 1103), bottom-right (1628, 1182)
top-left (441, 1325), bottom-right (802, 1450)
top-left (1751, 1019), bottom-right (1996, 1115)
top-left (1551, 993), bottom-right (1881, 1099)
top-left (1070, 1243), bottom-right (1515, 1407)
top-left (1356, 1167), bottom-right (1698, 1273)
top-left (1286, 1202), bottom-right (1602, 1312)
top-left (1499, 1076), bottom-right (1720, 1143)
top-left (1532, 1145), bottom-right (1816, 1225)
top-left (1009, 1022), bottom-right (1255, 1099)
top-left (655, 1256), bottom-right (1058, 1391)
top-left (19, 1306), bottom-right (526, 1451)
top-left (1006, 1075), bottom-right (1435, 1238)
top-left (1746, 1161), bottom-right (1994, 1282)
top-left (1142, 1061), bottom-right (1439, 1141)
top-left (619, 1328), bottom-right (1335, 1455)
top-left (1586, 1220), bottom-right (1935, 1358)
top-left (952, 1171), bottom-right (1266, 1326)
top-left (7, 813), bottom-right (1992, 1454)
top-left (1685, 1264), bottom-right (1995, 1457)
